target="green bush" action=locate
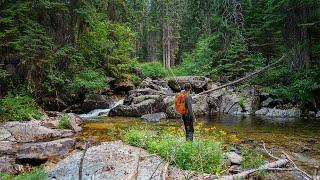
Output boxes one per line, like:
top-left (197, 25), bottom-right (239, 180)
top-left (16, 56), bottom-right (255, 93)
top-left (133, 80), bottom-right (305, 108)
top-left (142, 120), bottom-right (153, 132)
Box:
top-left (124, 129), bottom-right (222, 174)
top-left (55, 115), bottom-right (71, 129)
top-left (0, 167), bottom-right (47, 180)
top-left (0, 95), bottom-right (41, 121)
top-left (69, 69), bottom-right (106, 93)
top-left (138, 61), bottom-right (167, 79)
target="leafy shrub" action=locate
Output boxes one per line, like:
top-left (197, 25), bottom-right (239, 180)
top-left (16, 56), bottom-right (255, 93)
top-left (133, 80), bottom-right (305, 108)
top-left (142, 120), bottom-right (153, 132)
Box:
top-left (69, 69), bottom-right (106, 93)
top-left (55, 115), bottom-right (71, 129)
top-left (0, 167), bottom-right (47, 180)
top-left (138, 61), bottom-right (167, 79)
top-left (0, 95), bottom-right (41, 121)
top-left (252, 66), bottom-right (320, 106)
top-left (124, 129), bottom-right (222, 174)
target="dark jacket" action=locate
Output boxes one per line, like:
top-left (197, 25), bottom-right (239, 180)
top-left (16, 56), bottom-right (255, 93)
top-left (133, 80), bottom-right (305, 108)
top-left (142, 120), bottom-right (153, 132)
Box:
top-left (185, 93), bottom-right (194, 118)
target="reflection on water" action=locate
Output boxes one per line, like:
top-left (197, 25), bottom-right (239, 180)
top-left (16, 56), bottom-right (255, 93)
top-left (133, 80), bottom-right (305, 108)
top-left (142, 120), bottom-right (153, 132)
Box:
top-left (78, 114), bottom-right (320, 172)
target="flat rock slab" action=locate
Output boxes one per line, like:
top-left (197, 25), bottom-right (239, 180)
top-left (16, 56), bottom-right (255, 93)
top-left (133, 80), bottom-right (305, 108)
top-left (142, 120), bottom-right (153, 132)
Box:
top-left (47, 141), bottom-right (213, 180)
top-left (141, 112), bottom-right (167, 122)
top-left (0, 141), bottom-right (17, 155)
top-left (3, 121), bottom-right (64, 143)
top-left (17, 138), bottom-right (75, 161)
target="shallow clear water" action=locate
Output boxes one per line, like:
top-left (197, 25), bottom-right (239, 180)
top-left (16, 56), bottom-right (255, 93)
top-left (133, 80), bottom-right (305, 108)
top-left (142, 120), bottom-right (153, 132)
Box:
top-left (78, 114), bottom-right (320, 173)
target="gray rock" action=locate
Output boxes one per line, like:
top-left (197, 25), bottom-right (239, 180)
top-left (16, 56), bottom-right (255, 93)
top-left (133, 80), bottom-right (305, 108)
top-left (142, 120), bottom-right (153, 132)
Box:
top-left (0, 127), bottom-right (15, 141)
top-left (67, 113), bottom-right (82, 133)
top-left (261, 97), bottom-right (274, 107)
top-left (139, 78), bottom-right (172, 93)
top-left (129, 88), bottom-right (167, 97)
top-left (47, 141), bottom-right (211, 180)
top-left (109, 97), bottom-right (166, 117)
top-left (219, 92), bottom-right (259, 115)
top-left (111, 79), bottom-right (135, 94)
top-left (167, 76), bottom-right (212, 92)
top-left (0, 155), bottom-right (24, 174)
top-left (223, 152), bottom-right (243, 165)
top-left (46, 141), bottom-right (164, 180)
top-left (16, 138), bottom-right (75, 161)
top-left (316, 111), bottom-right (320, 118)
top-left (3, 121), bottom-right (62, 143)
top-left (82, 94), bottom-right (114, 113)
top-left (255, 108), bottom-right (270, 115)
top-left (266, 108), bottom-right (301, 117)
top-left (0, 141), bottom-right (17, 155)
top-left (141, 112), bottom-right (167, 122)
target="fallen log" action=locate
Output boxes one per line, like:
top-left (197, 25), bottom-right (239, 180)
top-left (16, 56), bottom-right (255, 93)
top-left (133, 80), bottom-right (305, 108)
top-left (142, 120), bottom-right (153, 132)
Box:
top-left (197, 54), bottom-right (287, 96)
top-left (221, 158), bottom-right (289, 180)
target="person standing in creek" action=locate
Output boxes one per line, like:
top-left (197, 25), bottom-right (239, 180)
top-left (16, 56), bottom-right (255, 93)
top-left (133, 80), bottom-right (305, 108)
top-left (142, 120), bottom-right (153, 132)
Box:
top-left (175, 83), bottom-right (195, 141)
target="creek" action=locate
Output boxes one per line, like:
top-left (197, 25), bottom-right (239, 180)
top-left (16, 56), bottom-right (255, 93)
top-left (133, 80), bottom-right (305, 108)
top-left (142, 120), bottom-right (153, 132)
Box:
top-left (77, 114), bottom-right (320, 174)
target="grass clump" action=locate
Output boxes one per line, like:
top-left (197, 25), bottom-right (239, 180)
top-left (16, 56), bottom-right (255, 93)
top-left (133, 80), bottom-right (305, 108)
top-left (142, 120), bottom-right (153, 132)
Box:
top-left (55, 115), bottom-right (71, 129)
top-left (0, 168), bottom-right (47, 180)
top-left (241, 149), bottom-right (265, 169)
top-left (0, 95), bottom-right (41, 121)
top-left (124, 129), bottom-right (222, 174)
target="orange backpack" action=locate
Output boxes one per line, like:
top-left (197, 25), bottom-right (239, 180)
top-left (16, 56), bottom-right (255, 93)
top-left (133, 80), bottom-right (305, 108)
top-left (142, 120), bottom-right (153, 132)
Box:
top-left (174, 92), bottom-right (187, 115)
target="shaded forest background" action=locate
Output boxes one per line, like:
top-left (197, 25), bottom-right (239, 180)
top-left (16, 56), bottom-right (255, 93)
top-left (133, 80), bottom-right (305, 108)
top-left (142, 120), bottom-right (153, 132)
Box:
top-left (0, 0), bottom-right (319, 115)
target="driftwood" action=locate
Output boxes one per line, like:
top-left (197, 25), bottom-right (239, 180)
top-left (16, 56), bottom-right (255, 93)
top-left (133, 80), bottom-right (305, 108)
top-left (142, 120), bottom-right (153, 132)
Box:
top-left (162, 162), bottom-right (169, 180)
top-left (220, 159), bottom-right (289, 180)
top-left (78, 141), bottom-right (89, 180)
top-left (197, 54), bottom-right (287, 96)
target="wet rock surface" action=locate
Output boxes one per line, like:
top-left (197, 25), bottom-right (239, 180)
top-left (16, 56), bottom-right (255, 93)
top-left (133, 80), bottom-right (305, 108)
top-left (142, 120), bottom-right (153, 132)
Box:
top-left (255, 107), bottom-right (301, 117)
top-left (141, 112), bottom-right (167, 122)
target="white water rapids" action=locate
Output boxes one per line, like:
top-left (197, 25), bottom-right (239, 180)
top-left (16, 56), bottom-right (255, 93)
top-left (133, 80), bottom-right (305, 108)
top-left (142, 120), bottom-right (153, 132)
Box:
top-left (78, 99), bottom-right (124, 119)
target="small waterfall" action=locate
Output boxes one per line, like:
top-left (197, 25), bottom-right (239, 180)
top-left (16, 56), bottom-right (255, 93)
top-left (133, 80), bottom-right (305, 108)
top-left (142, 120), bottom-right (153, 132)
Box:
top-left (79, 99), bottom-right (124, 120)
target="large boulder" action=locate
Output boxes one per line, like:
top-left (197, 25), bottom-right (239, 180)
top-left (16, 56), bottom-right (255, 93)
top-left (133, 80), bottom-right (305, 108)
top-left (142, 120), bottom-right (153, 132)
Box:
top-left (255, 107), bottom-right (301, 117)
top-left (219, 92), bottom-right (260, 115)
top-left (16, 138), bottom-right (75, 162)
top-left (109, 96), bottom-right (166, 117)
top-left (129, 88), bottom-right (167, 97)
top-left (82, 94), bottom-right (114, 113)
top-left (167, 76), bottom-right (213, 92)
top-left (141, 112), bottom-right (167, 122)
top-left (3, 121), bottom-right (68, 143)
top-left (110, 79), bottom-right (135, 94)
top-left (46, 141), bottom-right (212, 180)
top-left (139, 78), bottom-right (172, 94)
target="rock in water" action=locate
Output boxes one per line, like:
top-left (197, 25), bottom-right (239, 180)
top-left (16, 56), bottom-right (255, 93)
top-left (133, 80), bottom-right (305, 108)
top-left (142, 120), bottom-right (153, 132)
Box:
top-left (223, 152), bottom-right (243, 165)
top-left (255, 107), bottom-right (301, 117)
top-left (141, 112), bottom-right (167, 122)
top-left (16, 138), bottom-right (75, 162)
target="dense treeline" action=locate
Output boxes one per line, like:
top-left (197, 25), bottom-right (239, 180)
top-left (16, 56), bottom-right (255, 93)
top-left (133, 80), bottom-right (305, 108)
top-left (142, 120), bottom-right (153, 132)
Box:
top-left (0, 0), bottom-right (320, 115)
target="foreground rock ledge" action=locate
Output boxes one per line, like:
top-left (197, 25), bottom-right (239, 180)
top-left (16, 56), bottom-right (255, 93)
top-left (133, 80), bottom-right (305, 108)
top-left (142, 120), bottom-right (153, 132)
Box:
top-left (46, 141), bottom-right (216, 180)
